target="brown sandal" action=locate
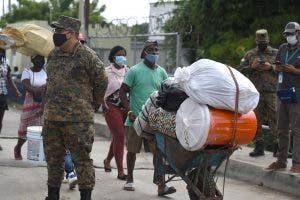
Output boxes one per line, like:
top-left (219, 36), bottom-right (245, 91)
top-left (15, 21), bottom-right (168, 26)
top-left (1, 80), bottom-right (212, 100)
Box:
top-left (117, 174), bottom-right (127, 181)
top-left (103, 159), bottom-right (112, 172)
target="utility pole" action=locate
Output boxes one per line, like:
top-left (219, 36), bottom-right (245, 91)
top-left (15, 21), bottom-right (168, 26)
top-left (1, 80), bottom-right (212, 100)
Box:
top-left (2, 0), bottom-right (5, 17)
top-left (79, 0), bottom-right (84, 26)
top-left (8, 0), bottom-right (10, 12)
top-left (84, 0), bottom-right (89, 44)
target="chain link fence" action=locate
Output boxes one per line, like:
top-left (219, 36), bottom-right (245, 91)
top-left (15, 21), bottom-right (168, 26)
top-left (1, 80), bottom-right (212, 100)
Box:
top-left (89, 33), bottom-right (182, 74)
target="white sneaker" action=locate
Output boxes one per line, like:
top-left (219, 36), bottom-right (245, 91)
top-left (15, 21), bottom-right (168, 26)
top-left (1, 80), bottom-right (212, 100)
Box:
top-left (68, 172), bottom-right (78, 190)
top-left (62, 174), bottom-right (68, 183)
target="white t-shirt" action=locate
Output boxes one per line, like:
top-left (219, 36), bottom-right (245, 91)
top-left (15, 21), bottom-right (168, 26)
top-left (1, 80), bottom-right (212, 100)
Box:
top-left (21, 68), bottom-right (47, 87)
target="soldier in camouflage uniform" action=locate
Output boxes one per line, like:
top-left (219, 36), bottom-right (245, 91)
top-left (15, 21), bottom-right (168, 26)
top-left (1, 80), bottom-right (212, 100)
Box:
top-left (43, 16), bottom-right (107, 200)
top-left (240, 29), bottom-right (278, 157)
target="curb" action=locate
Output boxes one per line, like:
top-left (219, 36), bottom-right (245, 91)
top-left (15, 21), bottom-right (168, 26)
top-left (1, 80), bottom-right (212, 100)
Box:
top-left (219, 159), bottom-right (300, 197)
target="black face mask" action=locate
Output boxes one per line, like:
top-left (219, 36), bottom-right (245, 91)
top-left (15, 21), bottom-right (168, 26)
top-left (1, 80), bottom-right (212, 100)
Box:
top-left (53, 33), bottom-right (68, 47)
top-left (32, 57), bottom-right (45, 68)
top-left (258, 43), bottom-right (268, 52)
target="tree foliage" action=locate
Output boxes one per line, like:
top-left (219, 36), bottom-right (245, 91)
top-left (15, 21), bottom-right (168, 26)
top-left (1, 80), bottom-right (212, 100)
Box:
top-left (164, 0), bottom-right (300, 66)
top-left (0, 0), bottom-right (106, 27)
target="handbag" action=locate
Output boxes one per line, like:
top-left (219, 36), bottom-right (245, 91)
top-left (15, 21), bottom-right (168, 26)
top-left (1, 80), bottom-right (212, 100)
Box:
top-left (277, 87), bottom-right (298, 103)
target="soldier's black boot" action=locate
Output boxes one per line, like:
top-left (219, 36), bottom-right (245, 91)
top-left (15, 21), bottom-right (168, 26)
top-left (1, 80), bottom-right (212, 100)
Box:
top-left (249, 142), bottom-right (265, 157)
top-left (45, 186), bottom-right (60, 200)
top-left (80, 189), bottom-right (92, 200)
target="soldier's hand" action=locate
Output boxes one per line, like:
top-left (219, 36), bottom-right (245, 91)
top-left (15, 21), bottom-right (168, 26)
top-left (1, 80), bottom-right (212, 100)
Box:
top-left (261, 62), bottom-right (272, 70)
top-left (250, 59), bottom-right (260, 69)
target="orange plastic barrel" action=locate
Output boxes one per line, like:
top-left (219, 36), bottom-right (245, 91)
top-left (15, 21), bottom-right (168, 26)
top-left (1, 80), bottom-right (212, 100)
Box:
top-left (205, 108), bottom-right (257, 146)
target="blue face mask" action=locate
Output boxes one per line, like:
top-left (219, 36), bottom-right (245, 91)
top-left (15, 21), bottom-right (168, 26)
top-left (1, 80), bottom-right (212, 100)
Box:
top-left (145, 53), bottom-right (159, 64)
top-left (115, 56), bottom-right (126, 66)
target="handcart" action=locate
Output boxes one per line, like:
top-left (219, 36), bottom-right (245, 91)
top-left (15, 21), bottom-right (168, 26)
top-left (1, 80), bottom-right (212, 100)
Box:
top-left (152, 132), bottom-right (235, 200)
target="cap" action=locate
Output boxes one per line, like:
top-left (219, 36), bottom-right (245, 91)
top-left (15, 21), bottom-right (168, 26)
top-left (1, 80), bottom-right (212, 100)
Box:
top-left (256, 29), bottom-right (269, 42)
top-left (143, 40), bottom-right (158, 49)
top-left (141, 40), bottom-right (159, 58)
top-left (51, 15), bottom-right (81, 32)
top-left (284, 22), bottom-right (300, 34)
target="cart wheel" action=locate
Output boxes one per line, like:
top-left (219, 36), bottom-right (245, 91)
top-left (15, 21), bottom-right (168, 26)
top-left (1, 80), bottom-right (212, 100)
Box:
top-left (187, 168), bottom-right (217, 200)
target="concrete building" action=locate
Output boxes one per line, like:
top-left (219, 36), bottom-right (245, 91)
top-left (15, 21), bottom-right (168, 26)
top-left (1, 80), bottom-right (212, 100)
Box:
top-left (149, 2), bottom-right (177, 41)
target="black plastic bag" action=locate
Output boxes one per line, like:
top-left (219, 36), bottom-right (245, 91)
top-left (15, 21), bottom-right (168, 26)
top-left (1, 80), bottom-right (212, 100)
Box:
top-left (156, 78), bottom-right (188, 112)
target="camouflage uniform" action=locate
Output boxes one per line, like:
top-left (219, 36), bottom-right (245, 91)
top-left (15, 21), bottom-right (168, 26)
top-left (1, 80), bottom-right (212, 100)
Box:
top-left (240, 29), bottom-right (278, 153)
top-left (43, 16), bottom-right (107, 191)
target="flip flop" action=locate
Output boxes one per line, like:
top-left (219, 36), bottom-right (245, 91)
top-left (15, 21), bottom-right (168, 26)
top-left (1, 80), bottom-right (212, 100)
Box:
top-left (158, 186), bottom-right (177, 196)
top-left (123, 182), bottom-right (135, 191)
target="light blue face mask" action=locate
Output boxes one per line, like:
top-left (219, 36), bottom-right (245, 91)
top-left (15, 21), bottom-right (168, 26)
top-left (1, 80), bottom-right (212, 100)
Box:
top-left (115, 56), bottom-right (126, 66)
top-left (145, 53), bottom-right (159, 64)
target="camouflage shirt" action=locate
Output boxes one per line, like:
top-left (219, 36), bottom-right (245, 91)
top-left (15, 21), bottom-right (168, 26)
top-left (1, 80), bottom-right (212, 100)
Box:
top-left (44, 42), bottom-right (107, 122)
top-left (240, 46), bottom-right (278, 93)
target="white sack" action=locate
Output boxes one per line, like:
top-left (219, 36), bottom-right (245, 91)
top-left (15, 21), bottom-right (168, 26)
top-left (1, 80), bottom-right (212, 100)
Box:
top-left (20, 24), bottom-right (54, 57)
top-left (176, 98), bottom-right (210, 151)
top-left (174, 59), bottom-right (259, 114)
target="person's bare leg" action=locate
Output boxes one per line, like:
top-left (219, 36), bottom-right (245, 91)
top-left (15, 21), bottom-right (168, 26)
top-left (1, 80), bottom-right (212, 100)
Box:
top-left (14, 138), bottom-right (26, 159)
top-left (126, 152), bottom-right (136, 183)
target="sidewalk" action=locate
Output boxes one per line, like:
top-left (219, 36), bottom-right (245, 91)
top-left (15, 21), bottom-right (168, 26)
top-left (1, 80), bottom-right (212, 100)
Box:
top-left (1, 108), bottom-right (300, 197)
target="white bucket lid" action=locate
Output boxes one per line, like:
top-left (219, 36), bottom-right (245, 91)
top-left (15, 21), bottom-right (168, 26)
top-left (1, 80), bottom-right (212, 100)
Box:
top-left (176, 98), bottom-right (210, 151)
top-left (27, 126), bottom-right (43, 133)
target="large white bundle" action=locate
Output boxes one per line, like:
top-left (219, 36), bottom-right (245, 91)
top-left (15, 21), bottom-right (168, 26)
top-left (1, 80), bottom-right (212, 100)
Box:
top-left (0, 24), bottom-right (54, 57)
top-left (19, 24), bottom-right (54, 57)
top-left (175, 98), bottom-right (210, 151)
top-left (174, 59), bottom-right (259, 114)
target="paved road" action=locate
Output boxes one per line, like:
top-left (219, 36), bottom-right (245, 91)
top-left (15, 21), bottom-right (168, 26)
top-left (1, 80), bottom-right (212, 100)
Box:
top-left (0, 138), bottom-right (298, 200)
top-left (0, 163), bottom-right (298, 200)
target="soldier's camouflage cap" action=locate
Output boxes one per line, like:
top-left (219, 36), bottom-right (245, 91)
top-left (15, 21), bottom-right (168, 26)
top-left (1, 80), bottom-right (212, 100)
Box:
top-left (256, 29), bottom-right (269, 42)
top-left (284, 22), bottom-right (300, 34)
top-left (51, 15), bottom-right (81, 32)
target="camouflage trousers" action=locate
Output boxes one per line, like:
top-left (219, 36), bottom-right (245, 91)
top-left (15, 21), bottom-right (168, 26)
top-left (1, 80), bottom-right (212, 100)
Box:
top-left (43, 120), bottom-right (95, 189)
top-left (253, 93), bottom-right (277, 146)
